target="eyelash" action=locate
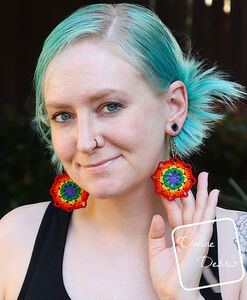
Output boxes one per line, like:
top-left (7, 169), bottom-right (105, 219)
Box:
top-left (50, 102), bottom-right (123, 123)
top-left (101, 102), bottom-right (123, 114)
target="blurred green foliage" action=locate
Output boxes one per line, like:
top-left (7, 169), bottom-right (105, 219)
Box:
top-left (191, 108), bottom-right (247, 212)
top-left (1, 104), bottom-right (52, 218)
top-left (1, 103), bottom-right (247, 218)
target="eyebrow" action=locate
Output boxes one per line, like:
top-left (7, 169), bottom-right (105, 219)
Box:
top-left (88, 89), bottom-right (128, 101)
top-left (45, 88), bottom-right (128, 108)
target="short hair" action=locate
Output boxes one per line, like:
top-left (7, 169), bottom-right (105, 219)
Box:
top-left (33, 3), bottom-right (246, 174)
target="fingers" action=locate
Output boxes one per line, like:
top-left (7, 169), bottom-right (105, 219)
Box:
top-left (161, 197), bottom-right (183, 229)
top-left (148, 215), bottom-right (167, 260)
top-left (192, 172), bottom-right (209, 223)
top-left (197, 189), bottom-right (219, 241)
top-left (201, 189), bottom-right (219, 222)
top-left (161, 171), bottom-right (219, 231)
top-left (180, 190), bottom-right (196, 225)
top-left (149, 215), bottom-right (166, 239)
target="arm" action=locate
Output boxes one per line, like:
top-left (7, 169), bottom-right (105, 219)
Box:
top-left (234, 211), bottom-right (247, 300)
top-left (0, 214), bottom-right (11, 300)
top-left (0, 208), bottom-right (27, 300)
top-left (0, 202), bottom-right (49, 300)
top-left (239, 273), bottom-right (247, 300)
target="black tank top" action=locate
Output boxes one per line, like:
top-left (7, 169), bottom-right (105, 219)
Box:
top-left (17, 201), bottom-right (222, 299)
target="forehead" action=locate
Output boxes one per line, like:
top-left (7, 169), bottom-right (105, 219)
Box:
top-left (43, 40), bottom-right (151, 101)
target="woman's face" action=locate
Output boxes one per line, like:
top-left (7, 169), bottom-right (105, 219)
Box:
top-left (44, 40), bottom-right (170, 199)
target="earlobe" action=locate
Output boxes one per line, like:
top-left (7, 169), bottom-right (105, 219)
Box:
top-left (165, 81), bottom-right (188, 136)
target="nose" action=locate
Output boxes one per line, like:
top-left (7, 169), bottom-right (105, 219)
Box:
top-left (76, 114), bottom-right (98, 154)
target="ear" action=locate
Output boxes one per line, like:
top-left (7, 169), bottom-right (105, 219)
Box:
top-left (164, 81), bottom-right (188, 136)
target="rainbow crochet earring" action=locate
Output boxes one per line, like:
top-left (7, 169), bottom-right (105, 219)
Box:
top-left (50, 173), bottom-right (89, 212)
top-left (151, 125), bottom-right (196, 201)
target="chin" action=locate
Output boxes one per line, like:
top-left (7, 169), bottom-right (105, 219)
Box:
top-left (90, 187), bottom-right (124, 199)
top-left (86, 180), bottom-right (128, 199)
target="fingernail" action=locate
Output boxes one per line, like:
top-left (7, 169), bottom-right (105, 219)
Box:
top-left (215, 189), bottom-right (220, 197)
top-left (153, 214), bottom-right (160, 222)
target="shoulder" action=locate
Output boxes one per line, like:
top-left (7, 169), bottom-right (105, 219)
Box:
top-left (0, 201), bottom-right (51, 259)
top-left (0, 201), bottom-right (50, 299)
top-left (0, 201), bottom-right (50, 245)
top-left (1, 201), bottom-right (50, 222)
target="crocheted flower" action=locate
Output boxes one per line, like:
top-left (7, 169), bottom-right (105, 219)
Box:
top-left (151, 157), bottom-right (196, 201)
top-left (50, 173), bottom-right (89, 212)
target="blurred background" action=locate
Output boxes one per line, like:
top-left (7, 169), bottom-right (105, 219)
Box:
top-left (1, 0), bottom-right (247, 218)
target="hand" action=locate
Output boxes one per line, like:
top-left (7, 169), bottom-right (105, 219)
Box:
top-left (148, 172), bottom-right (219, 300)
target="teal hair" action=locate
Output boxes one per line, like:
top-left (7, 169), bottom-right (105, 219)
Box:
top-left (33, 3), bottom-right (246, 174)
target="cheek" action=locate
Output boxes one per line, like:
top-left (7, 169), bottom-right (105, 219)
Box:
top-left (112, 115), bottom-right (163, 155)
top-left (113, 121), bottom-right (143, 150)
top-left (51, 130), bottom-right (75, 162)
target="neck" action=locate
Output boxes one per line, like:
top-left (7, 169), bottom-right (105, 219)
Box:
top-left (74, 178), bottom-right (170, 244)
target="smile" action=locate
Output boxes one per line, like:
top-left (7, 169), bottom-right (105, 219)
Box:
top-left (84, 156), bottom-right (121, 173)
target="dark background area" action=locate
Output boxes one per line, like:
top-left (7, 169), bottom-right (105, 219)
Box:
top-left (1, 0), bottom-right (247, 218)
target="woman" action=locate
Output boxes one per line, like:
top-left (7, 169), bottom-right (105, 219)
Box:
top-left (0, 3), bottom-right (246, 300)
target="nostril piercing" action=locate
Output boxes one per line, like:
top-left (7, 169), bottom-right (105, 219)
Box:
top-left (94, 138), bottom-right (98, 148)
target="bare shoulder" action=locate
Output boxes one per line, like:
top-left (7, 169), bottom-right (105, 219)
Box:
top-left (0, 201), bottom-right (50, 247)
top-left (0, 201), bottom-right (51, 260)
top-left (0, 201), bottom-right (50, 221)
top-left (0, 201), bottom-right (50, 300)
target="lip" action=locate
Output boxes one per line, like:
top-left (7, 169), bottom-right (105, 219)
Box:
top-left (84, 156), bottom-right (120, 173)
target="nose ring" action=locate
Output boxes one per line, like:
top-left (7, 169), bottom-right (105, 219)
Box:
top-left (94, 138), bottom-right (98, 148)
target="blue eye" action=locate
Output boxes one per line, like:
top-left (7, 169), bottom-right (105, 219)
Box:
top-left (102, 103), bottom-right (122, 113)
top-left (51, 112), bottom-right (72, 123)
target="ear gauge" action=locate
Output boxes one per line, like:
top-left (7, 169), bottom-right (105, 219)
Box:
top-left (171, 123), bottom-right (179, 132)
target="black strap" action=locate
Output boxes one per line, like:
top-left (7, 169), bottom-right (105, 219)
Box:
top-left (199, 220), bottom-right (223, 299)
top-left (17, 202), bottom-right (72, 300)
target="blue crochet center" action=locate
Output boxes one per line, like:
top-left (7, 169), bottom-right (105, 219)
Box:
top-left (61, 183), bottom-right (79, 201)
top-left (166, 171), bottom-right (182, 186)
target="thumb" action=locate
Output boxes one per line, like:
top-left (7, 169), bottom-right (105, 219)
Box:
top-left (148, 214), bottom-right (167, 260)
